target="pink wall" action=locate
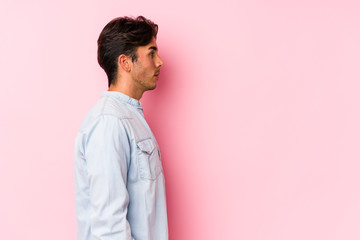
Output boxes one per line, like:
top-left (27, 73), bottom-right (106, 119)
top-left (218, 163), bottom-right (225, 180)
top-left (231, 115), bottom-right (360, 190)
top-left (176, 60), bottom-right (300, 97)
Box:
top-left (1, 0), bottom-right (360, 239)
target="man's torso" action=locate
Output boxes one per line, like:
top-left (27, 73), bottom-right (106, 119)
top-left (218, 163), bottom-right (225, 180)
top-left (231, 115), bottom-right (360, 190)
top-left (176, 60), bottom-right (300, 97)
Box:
top-left (74, 91), bottom-right (168, 240)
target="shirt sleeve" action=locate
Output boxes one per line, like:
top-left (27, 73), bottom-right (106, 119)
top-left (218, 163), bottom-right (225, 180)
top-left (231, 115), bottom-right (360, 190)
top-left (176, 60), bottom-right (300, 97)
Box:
top-left (84, 115), bottom-right (134, 240)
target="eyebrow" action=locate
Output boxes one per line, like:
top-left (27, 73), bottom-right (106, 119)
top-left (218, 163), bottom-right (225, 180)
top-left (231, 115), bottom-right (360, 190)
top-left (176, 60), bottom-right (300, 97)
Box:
top-left (148, 46), bottom-right (158, 51)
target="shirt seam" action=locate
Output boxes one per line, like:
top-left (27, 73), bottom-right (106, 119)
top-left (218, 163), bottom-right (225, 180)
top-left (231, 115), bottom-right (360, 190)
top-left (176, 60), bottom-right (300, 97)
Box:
top-left (100, 96), bottom-right (135, 120)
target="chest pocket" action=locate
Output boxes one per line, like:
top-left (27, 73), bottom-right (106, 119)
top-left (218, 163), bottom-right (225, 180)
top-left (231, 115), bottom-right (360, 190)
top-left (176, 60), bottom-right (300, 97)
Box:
top-left (136, 139), bottom-right (162, 180)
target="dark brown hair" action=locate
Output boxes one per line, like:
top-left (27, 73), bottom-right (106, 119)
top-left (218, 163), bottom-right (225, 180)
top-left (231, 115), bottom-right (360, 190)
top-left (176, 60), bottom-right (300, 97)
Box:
top-left (97, 16), bottom-right (158, 87)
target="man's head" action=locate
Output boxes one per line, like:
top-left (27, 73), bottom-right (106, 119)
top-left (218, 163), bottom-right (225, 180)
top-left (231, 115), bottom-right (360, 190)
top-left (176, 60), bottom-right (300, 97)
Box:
top-left (97, 16), bottom-right (161, 88)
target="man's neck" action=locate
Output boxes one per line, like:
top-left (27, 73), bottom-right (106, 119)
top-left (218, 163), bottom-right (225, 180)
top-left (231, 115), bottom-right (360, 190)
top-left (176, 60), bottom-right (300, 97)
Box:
top-left (108, 83), bottom-right (144, 100)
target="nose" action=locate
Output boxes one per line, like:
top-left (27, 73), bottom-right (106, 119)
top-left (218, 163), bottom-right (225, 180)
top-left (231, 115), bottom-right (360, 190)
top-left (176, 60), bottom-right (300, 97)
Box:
top-left (157, 55), bottom-right (164, 68)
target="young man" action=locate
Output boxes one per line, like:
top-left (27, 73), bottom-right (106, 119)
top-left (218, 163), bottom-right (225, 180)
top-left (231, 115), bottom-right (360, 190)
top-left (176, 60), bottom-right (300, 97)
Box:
top-left (74, 16), bottom-right (168, 240)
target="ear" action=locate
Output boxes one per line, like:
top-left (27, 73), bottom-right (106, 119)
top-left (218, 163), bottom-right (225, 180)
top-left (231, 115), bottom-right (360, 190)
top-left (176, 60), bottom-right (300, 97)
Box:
top-left (118, 54), bottom-right (132, 72)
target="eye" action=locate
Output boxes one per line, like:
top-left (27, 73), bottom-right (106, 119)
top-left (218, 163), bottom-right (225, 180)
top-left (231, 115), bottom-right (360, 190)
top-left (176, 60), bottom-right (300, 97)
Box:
top-left (149, 52), bottom-right (155, 58)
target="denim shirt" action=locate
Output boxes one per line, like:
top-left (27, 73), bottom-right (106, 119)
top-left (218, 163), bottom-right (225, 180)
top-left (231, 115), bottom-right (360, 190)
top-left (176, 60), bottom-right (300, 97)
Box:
top-left (74, 91), bottom-right (168, 240)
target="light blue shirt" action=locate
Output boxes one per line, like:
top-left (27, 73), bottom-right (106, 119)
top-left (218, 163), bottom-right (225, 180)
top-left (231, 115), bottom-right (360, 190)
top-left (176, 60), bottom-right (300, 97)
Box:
top-left (74, 91), bottom-right (168, 240)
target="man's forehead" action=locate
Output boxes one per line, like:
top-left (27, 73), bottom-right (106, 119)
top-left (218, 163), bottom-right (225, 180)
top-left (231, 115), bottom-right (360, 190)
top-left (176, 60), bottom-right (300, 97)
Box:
top-left (137, 38), bottom-right (158, 52)
top-left (146, 38), bottom-right (158, 50)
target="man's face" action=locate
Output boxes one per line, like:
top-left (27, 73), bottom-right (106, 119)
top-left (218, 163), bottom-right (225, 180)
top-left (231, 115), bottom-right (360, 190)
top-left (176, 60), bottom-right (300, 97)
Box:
top-left (131, 38), bottom-right (164, 92)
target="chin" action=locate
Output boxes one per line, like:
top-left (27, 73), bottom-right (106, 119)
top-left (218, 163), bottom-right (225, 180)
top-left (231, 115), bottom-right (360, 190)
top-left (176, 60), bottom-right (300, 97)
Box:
top-left (149, 85), bottom-right (157, 90)
top-left (144, 84), bottom-right (157, 91)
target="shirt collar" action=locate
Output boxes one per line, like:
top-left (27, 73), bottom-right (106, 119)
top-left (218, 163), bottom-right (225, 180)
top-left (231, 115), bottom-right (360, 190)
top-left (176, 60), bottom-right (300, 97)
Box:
top-left (101, 91), bottom-right (143, 110)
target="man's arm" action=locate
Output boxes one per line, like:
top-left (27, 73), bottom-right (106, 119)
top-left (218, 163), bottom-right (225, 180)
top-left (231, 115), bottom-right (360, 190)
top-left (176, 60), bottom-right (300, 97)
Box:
top-left (85, 115), bottom-right (134, 240)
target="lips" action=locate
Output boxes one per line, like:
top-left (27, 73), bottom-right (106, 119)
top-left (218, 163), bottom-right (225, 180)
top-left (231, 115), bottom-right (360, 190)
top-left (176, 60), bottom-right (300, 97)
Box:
top-left (154, 70), bottom-right (160, 76)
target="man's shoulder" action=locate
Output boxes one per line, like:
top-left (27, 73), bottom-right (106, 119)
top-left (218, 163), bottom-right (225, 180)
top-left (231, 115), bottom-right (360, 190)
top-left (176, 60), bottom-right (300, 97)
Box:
top-left (99, 95), bottom-right (134, 119)
top-left (79, 95), bottom-right (135, 132)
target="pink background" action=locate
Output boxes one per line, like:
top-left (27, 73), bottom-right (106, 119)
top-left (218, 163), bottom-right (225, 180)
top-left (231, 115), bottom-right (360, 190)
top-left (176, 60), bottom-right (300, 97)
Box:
top-left (1, 0), bottom-right (360, 239)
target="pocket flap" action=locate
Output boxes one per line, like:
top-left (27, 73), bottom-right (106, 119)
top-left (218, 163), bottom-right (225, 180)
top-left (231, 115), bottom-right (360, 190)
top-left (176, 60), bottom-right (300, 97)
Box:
top-left (136, 139), bottom-right (155, 154)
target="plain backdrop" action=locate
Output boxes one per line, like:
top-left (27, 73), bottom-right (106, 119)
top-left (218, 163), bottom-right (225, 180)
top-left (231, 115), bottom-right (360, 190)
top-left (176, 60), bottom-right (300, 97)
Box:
top-left (1, 0), bottom-right (360, 239)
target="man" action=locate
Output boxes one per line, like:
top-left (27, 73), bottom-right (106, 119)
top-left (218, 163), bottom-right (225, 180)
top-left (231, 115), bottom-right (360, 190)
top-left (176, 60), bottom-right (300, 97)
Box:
top-left (74, 16), bottom-right (168, 240)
